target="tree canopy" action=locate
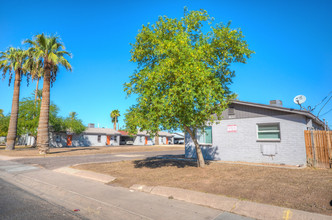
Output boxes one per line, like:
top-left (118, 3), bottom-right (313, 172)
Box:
top-left (124, 9), bottom-right (254, 167)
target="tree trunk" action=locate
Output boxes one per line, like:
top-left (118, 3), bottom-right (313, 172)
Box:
top-left (37, 62), bottom-right (51, 154)
top-left (6, 69), bottom-right (21, 150)
top-left (155, 133), bottom-right (159, 145)
top-left (34, 77), bottom-right (39, 105)
top-left (184, 125), bottom-right (205, 168)
top-left (114, 117), bottom-right (117, 130)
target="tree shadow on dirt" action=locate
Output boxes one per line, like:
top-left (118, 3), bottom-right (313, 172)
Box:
top-left (133, 155), bottom-right (210, 169)
top-left (48, 147), bottom-right (100, 154)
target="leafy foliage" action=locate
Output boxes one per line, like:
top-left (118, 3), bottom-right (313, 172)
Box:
top-left (16, 97), bottom-right (66, 137)
top-left (0, 47), bottom-right (29, 85)
top-left (124, 9), bottom-right (254, 166)
top-left (0, 113), bottom-right (10, 137)
top-left (24, 33), bottom-right (72, 85)
top-left (125, 9), bottom-right (253, 134)
top-left (64, 112), bottom-right (86, 134)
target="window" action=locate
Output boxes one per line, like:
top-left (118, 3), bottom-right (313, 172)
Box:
top-left (197, 126), bottom-right (212, 144)
top-left (257, 123), bottom-right (280, 141)
top-left (97, 135), bottom-right (101, 143)
top-left (139, 136), bottom-right (143, 143)
top-left (228, 107), bottom-right (235, 115)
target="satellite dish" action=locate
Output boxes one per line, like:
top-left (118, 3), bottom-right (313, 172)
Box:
top-left (293, 95), bottom-right (306, 105)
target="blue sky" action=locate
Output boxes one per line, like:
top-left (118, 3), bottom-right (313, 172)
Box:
top-left (0, 0), bottom-right (331, 129)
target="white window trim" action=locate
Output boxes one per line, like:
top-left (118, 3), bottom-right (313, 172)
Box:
top-left (256, 123), bottom-right (281, 142)
top-left (196, 127), bottom-right (213, 145)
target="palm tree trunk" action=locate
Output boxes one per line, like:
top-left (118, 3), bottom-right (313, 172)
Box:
top-left (114, 117), bottom-right (117, 130)
top-left (37, 63), bottom-right (51, 154)
top-left (34, 77), bottom-right (39, 105)
top-left (184, 125), bottom-right (205, 168)
top-left (6, 69), bottom-right (21, 150)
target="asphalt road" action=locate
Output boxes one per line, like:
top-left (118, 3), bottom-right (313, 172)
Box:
top-left (13, 150), bottom-right (184, 169)
top-left (0, 178), bottom-right (85, 220)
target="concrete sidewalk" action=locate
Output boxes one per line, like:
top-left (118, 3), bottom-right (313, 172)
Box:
top-left (54, 165), bottom-right (332, 220)
top-left (0, 160), bottom-right (234, 220)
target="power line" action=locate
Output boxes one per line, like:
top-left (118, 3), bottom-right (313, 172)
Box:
top-left (311, 91), bottom-right (332, 112)
top-left (317, 95), bottom-right (332, 117)
top-left (320, 107), bottom-right (332, 117)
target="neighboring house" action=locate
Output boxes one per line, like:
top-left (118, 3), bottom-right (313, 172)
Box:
top-left (172, 132), bottom-right (185, 144)
top-left (119, 130), bottom-right (174, 146)
top-left (157, 131), bottom-right (174, 145)
top-left (50, 127), bottom-right (121, 147)
top-left (0, 136), bottom-right (6, 145)
top-left (185, 100), bottom-right (325, 166)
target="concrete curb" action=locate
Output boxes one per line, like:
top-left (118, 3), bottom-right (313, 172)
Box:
top-left (0, 155), bottom-right (23, 161)
top-left (54, 167), bottom-right (116, 183)
top-left (130, 185), bottom-right (332, 220)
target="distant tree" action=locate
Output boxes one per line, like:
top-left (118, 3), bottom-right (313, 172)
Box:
top-left (110, 110), bottom-right (120, 130)
top-left (64, 112), bottom-right (85, 134)
top-left (31, 89), bottom-right (42, 102)
top-left (0, 112), bottom-right (10, 137)
top-left (125, 9), bottom-right (253, 167)
top-left (0, 47), bottom-right (29, 150)
top-left (24, 34), bottom-right (72, 154)
top-left (17, 97), bottom-right (66, 146)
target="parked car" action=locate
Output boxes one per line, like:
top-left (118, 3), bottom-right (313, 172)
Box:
top-left (177, 140), bottom-right (184, 144)
top-left (126, 140), bottom-right (134, 145)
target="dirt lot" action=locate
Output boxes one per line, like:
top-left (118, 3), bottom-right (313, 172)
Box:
top-left (0, 145), bottom-right (184, 157)
top-left (73, 158), bottom-right (332, 215)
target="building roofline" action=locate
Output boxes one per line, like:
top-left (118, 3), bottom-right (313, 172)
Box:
top-left (231, 100), bottom-right (325, 127)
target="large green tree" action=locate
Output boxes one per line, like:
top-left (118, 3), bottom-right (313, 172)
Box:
top-left (24, 34), bottom-right (72, 154)
top-left (125, 9), bottom-right (253, 167)
top-left (0, 47), bottom-right (29, 150)
top-left (110, 109), bottom-right (120, 130)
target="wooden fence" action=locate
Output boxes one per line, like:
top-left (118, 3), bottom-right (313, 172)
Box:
top-left (304, 130), bottom-right (332, 168)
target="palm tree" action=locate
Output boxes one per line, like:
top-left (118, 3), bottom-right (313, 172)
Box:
top-left (110, 110), bottom-right (120, 130)
top-left (26, 55), bottom-right (44, 104)
top-left (69, 112), bottom-right (77, 120)
top-left (24, 34), bottom-right (72, 154)
top-left (0, 47), bottom-right (28, 150)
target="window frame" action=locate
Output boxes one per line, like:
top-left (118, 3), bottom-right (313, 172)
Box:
top-left (196, 126), bottom-right (213, 145)
top-left (256, 123), bottom-right (281, 142)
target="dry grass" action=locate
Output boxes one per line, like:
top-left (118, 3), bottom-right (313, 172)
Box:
top-left (73, 158), bottom-right (332, 215)
top-left (0, 145), bottom-right (184, 157)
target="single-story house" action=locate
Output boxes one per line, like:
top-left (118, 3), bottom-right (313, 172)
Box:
top-left (172, 132), bottom-right (185, 144)
top-left (50, 127), bottom-right (121, 147)
top-left (185, 100), bottom-right (325, 166)
top-left (119, 130), bottom-right (174, 146)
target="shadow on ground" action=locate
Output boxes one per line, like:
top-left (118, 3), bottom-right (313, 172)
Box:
top-left (134, 155), bottom-right (209, 168)
top-left (48, 147), bottom-right (100, 154)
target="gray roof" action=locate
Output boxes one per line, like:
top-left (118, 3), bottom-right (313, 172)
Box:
top-left (231, 100), bottom-right (325, 127)
top-left (83, 127), bottom-right (121, 135)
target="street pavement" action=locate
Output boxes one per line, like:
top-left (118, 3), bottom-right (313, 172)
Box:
top-left (12, 149), bottom-right (184, 169)
top-left (0, 158), bottom-right (253, 220)
top-left (0, 178), bottom-right (85, 220)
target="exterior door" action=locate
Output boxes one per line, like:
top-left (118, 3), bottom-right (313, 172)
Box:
top-left (107, 135), bottom-right (110, 145)
top-left (145, 136), bottom-right (148, 145)
top-left (67, 135), bottom-right (72, 146)
top-left (166, 137), bottom-right (168, 145)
